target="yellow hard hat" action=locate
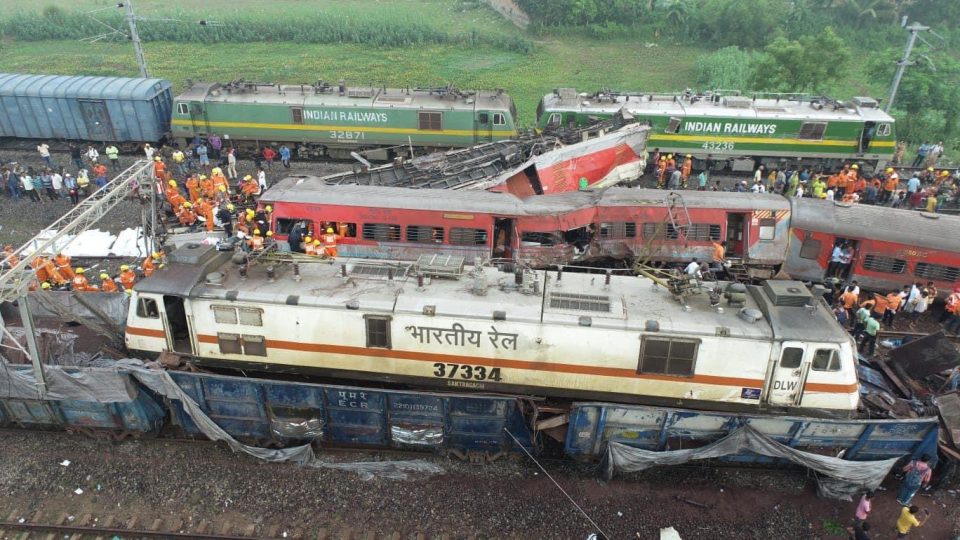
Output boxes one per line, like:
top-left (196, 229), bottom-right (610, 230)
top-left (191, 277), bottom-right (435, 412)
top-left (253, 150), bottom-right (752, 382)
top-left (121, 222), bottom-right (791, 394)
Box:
top-left (305, 236), bottom-right (312, 243)
top-left (244, 175), bottom-right (252, 180)
top-left (41, 282), bottom-right (51, 289)
top-left (246, 209), bottom-right (255, 216)
top-left (227, 204), bottom-right (235, 211)
top-left (851, 164), bottom-right (859, 169)
top-left (152, 251), bottom-right (161, 258)
top-left (120, 264), bottom-right (129, 271)
top-left (168, 179), bottom-right (177, 187)
top-left (667, 154), bottom-right (673, 159)
top-left (885, 167), bottom-right (893, 173)
top-left (124, 288), bottom-right (132, 295)
top-left (928, 167), bottom-right (934, 171)
top-left (253, 229), bottom-right (261, 235)
top-left (76, 267), bottom-right (84, 274)
top-left (941, 170), bottom-right (950, 176)
top-left (154, 156), bottom-right (161, 161)
top-left (266, 230), bottom-right (273, 237)
top-left (183, 201), bottom-right (192, 208)
top-left (218, 185), bottom-right (226, 192)
top-left (313, 239), bottom-right (321, 245)
top-left (326, 227), bottom-right (334, 233)
top-left (685, 154), bottom-right (691, 158)
top-left (265, 205), bottom-right (273, 212)
top-left (199, 174), bottom-right (207, 180)
top-left (212, 167), bottom-right (221, 174)
top-left (99, 273), bottom-right (109, 279)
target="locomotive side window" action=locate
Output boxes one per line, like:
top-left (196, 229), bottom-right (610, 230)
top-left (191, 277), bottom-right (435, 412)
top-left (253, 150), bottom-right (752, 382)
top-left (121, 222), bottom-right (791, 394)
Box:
top-left (241, 335), bottom-right (267, 356)
top-left (780, 347), bottom-right (803, 369)
top-left (876, 123), bottom-right (891, 136)
top-left (546, 113), bottom-right (561, 128)
top-left (862, 254), bottom-right (906, 274)
top-left (212, 305), bottom-right (264, 326)
top-left (406, 225), bottom-right (444, 243)
top-left (665, 117), bottom-right (682, 134)
top-left (599, 222), bottom-right (637, 239)
top-left (176, 103), bottom-right (188, 115)
top-left (799, 237), bottom-right (821, 260)
top-left (798, 122), bottom-right (827, 140)
top-left (362, 223), bottom-right (401, 241)
top-left (213, 306), bottom-right (238, 324)
top-left (136, 297), bottom-right (159, 318)
top-left (914, 262), bottom-right (960, 282)
top-left (637, 337), bottom-right (699, 377)
top-left (418, 112), bottom-right (442, 131)
top-left (364, 315), bottom-right (392, 349)
top-left (238, 308), bottom-right (263, 326)
top-left (812, 349), bottom-right (840, 371)
top-left (493, 113), bottom-right (506, 126)
top-left (477, 113), bottom-right (489, 124)
top-left (758, 218), bottom-right (777, 241)
top-left (291, 107), bottom-right (304, 125)
top-left (450, 227), bottom-right (488, 245)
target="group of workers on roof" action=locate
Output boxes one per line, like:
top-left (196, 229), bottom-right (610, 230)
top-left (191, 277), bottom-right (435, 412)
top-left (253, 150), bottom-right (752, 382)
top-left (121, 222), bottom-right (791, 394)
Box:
top-left (0, 243), bottom-right (165, 294)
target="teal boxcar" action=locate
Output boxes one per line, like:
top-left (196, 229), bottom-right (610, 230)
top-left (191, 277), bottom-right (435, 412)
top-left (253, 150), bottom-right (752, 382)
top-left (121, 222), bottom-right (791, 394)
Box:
top-left (173, 81), bottom-right (518, 160)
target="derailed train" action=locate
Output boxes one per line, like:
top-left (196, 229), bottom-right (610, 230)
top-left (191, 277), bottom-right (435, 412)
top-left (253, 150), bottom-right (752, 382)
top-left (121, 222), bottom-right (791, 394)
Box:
top-left (261, 179), bottom-right (960, 297)
top-left (126, 243), bottom-right (859, 418)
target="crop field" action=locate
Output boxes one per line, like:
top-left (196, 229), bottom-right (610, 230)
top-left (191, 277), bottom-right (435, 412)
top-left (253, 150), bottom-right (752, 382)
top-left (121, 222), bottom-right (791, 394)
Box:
top-left (0, 0), bottom-right (891, 127)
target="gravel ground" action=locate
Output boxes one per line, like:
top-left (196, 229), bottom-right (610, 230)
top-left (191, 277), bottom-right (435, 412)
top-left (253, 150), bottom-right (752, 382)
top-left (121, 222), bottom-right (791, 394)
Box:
top-left (0, 430), bottom-right (957, 539)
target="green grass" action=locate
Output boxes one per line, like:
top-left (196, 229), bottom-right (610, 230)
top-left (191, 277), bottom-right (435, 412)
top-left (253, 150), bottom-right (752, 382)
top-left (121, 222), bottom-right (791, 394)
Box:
top-left (0, 39), bottom-right (701, 127)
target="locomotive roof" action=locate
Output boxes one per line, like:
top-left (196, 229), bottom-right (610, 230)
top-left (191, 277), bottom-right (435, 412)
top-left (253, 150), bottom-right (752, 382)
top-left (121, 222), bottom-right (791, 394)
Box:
top-left (790, 198), bottom-right (960, 253)
top-left (176, 82), bottom-right (513, 111)
top-left (140, 244), bottom-right (848, 345)
top-left (541, 90), bottom-right (894, 123)
top-left (263, 177), bottom-right (790, 215)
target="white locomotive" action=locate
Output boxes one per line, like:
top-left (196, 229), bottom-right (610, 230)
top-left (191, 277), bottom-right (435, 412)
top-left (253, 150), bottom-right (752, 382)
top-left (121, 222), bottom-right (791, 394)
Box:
top-left (125, 244), bottom-right (859, 417)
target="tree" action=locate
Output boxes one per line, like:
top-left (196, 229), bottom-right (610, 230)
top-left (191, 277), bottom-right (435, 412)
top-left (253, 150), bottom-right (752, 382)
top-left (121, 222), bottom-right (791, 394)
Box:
top-left (748, 28), bottom-right (850, 93)
top-left (693, 0), bottom-right (785, 48)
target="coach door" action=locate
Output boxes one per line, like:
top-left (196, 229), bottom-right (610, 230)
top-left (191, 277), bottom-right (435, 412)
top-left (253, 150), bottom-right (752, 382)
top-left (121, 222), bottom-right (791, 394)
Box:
top-left (475, 111), bottom-right (493, 144)
top-left (725, 212), bottom-right (748, 257)
top-left (189, 102), bottom-right (209, 134)
top-left (162, 295), bottom-right (194, 355)
top-left (78, 100), bottom-right (116, 141)
top-left (766, 342), bottom-right (809, 406)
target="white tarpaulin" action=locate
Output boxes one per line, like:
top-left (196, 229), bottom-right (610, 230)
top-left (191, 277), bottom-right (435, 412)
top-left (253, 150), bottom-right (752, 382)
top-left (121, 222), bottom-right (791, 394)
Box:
top-left (22, 227), bottom-right (153, 258)
top-left (603, 426), bottom-right (903, 500)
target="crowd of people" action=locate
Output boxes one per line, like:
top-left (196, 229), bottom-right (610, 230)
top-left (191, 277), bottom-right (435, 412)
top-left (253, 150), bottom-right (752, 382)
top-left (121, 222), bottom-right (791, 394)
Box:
top-left (648, 147), bottom-right (957, 214)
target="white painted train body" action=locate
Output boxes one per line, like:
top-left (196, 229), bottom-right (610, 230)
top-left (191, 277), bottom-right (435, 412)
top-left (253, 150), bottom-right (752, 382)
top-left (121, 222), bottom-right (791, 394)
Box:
top-left (125, 244), bottom-right (859, 417)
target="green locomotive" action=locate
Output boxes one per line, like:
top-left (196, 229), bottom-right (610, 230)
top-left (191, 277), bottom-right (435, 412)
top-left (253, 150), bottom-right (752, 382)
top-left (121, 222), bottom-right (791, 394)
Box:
top-left (172, 80), bottom-right (518, 160)
top-left (536, 89), bottom-right (896, 171)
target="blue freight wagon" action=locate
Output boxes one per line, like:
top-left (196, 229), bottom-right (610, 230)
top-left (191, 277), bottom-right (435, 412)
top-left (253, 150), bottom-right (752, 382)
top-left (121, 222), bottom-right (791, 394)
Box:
top-left (0, 73), bottom-right (173, 144)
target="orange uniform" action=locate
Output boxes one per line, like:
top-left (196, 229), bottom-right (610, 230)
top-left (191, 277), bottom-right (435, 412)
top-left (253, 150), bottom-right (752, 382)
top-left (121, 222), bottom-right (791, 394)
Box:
top-left (195, 199), bottom-right (215, 233)
top-left (186, 176), bottom-right (200, 203)
top-left (2, 246), bottom-right (18, 268)
top-left (54, 254), bottom-right (75, 280)
top-left (200, 177), bottom-right (215, 199)
top-left (72, 275), bottom-right (97, 292)
top-left (119, 269), bottom-right (137, 290)
top-left (826, 174), bottom-right (839, 189)
top-left (323, 232), bottom-right (339, 258)
top-left (142, 257), bottom-right (156, 277)
top-left (241, 178), bottom-right (260, 197)
top-left (853, 178), bottom-right (866, 193)
top-left (249, 235), bottom-right (264, 251)
top-left (154, 161), bottom-right (166, 179)
top-left (100, 277), bottom-right (118, 293)
top-left (212, 174), bottom-right (229, 194)
top-left (177, 206), bottom-right (197, 226)
top-left (680, 158), bottom-right (692, 181)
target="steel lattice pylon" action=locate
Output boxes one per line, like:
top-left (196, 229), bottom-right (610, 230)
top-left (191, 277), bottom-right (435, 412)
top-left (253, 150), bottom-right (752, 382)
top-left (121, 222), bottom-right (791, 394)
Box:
top-left (0, 160), bottom-right (157, 304)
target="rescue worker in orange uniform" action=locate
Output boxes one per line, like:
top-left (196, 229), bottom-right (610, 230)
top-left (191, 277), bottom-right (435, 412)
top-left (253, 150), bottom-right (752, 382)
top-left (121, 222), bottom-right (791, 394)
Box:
top-left (882, 169), bottom-right (899, 204)
top-left (72, 267), bottom-right (97, 291)
top-left (177, 202), bottom-right (198, 228)
top-left (240, 174), bottom-right (259, 200)
top-left (195, 198), bottom-right (216, 233)
top-left (323, 227), bottom-right (339, 258)
top-left (165, 180), bottom-right (185, 209)
top-left (119, 264), bottom-right (137, 290)
top-left (33, 257), bottom-right (66, 286)
top-left (199, 174), bottom-right (215, 200)
top-left (303, 236), bottom-right (316, 255)
top-left (142, 252), bottom-right (162, 277)
top-left (236, 210), bottom-right (250, 235)
top-left (656, 155), bottom-right (667, 187)
top-left (185, 174), bottom-right (200, 203)
top-left (680, 154), bottom-right (693, 187)
top-left (54, 252), bottom-right (75, 280)
top-left (99, 273), bottom-right (119, 292)
top-left (3, 244), bottom-right (19, 269)
top-left (211, 167), bottom-right (229, 195)
top-left (153, 156), bottom-right (166, 180)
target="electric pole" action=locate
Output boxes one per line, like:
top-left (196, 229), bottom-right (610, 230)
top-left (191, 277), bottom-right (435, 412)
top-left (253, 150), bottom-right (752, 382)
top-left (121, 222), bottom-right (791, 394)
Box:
top-left (885, 22), bottom-right (929, 112)
top-left (122, 1), bottom-right (149, 78)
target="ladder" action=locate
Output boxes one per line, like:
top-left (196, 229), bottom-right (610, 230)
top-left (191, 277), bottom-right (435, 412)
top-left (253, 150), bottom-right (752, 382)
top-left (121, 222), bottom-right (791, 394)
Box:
top-left (632, 191), bottom-right (692, 272)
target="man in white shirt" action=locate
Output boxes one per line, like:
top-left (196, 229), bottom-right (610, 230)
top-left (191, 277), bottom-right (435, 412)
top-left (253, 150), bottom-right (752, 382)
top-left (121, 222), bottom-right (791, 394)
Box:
top-left (684, 258), bottom-right (702, 279)
top-left (50, 169), bottom-right (63, 197)
top-left (37, 143), bottom-right (54, 168)
top-left (827, 244), bottom-right (844, 278)
top-left (751, 181), bottom-right (765, 193)
top-left (257, 167), bottom-right (267, 192)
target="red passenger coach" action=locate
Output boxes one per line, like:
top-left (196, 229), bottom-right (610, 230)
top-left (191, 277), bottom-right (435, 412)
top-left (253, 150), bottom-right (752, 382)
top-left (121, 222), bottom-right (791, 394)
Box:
top-left (785, 199), bottom-right (960, 297)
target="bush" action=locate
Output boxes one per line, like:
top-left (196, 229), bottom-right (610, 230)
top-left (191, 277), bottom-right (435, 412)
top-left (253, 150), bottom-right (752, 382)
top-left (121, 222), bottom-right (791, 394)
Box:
top-left (694, 46), bottom-right (759, 90)
top-left (691, 0), bottom-right (785, 48)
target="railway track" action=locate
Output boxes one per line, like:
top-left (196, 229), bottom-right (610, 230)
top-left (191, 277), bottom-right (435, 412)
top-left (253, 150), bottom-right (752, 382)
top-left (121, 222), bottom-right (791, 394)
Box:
top-left (0, 508), bottom-right (464, 539)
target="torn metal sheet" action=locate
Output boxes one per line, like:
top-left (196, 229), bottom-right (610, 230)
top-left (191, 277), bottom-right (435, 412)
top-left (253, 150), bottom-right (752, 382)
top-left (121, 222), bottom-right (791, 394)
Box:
top-left (888, 332), bottom-right (960, 378)
top-left (936, 392), bottom-right (960, 447)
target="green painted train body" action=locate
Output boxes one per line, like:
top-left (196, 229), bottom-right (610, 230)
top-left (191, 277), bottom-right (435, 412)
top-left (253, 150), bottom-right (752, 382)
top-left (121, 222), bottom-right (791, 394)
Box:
top-left (173, 81), bottom-right (518, 159)
top-left (536, 89), bottom-right (896, 171)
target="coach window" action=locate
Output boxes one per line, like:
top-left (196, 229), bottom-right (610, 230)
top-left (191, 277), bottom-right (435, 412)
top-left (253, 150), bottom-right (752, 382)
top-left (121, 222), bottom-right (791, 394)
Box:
top-left (275, 218), bottom-right (310, 235)
top-left (637, 337), bottom-right (699, 377)
top-left (176, 103), bottom-right (188, 115)
top-left (493, 113), bottom-right (506, 126)
top-left (291, 107), bottom-right (304, 125)
top-left (799, 236), bottom-right (821, 260)
top-left (862, 254), bottom-right (906, 274)
top-left (217, 332), bottom-right (242, 355)
top-left (798, 122), bottom-right (827, 141)
top-left (418, 112), bottom-right (442, 131)
top-left (406, 225), bottom-right (444, 243)
top-left (758, 218), bottom-right (777, 241)
top-left (450, 227), bottom-right (488, 245)
top-left (914, 262), bottom-right (960, 282)
top-left (136, 297), bottom-right (159, 319)
top-left (362, 223), bottom-right (402, 241)
top-left (364, 315), bottom-right (392, 349)
top-left (779, 347), bottom-right (803, 369)
top-left (665, 117), bottom-right (682, 134)
top-left (812, 349), bottom-right (840, 371)
top-left (241, 335), bottom-right (268, 357)
top-left (599, 222), bottom-right (637, 239)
